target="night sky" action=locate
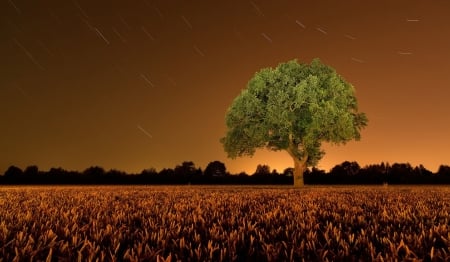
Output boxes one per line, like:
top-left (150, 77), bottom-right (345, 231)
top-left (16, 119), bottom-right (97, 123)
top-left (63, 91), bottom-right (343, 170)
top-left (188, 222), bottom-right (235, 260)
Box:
top-left (2, 0), bottom-right (450, 175)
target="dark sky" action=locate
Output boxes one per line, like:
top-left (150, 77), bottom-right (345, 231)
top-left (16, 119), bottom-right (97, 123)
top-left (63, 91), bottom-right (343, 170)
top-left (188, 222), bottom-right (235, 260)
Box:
top-left (2, 0), bottom-right (450, 174)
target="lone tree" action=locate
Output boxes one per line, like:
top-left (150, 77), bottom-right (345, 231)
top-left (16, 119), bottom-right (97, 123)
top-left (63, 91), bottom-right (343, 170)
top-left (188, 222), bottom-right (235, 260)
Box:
top-left (221, 59), bottom-right (368, 187)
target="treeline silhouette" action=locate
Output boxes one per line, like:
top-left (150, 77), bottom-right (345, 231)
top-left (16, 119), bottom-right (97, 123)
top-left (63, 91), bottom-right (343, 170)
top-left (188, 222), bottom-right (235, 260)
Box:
top-left (2, 161), bottom-right (450, 185)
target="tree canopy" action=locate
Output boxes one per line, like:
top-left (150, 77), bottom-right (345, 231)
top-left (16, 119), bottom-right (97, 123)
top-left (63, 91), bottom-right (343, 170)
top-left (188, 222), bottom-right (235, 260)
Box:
top-left (221, 58), bottom-right (368, 186)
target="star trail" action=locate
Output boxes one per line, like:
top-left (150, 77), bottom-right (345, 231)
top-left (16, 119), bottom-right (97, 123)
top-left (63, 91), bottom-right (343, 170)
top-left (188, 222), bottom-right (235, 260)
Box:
top-left (2, 0), bottom-right (450, 174)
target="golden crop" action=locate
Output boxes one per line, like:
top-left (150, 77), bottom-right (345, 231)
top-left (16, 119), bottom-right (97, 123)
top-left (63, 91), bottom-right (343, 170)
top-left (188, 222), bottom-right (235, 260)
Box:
top-left (0, 186), bottom-right (449, 261)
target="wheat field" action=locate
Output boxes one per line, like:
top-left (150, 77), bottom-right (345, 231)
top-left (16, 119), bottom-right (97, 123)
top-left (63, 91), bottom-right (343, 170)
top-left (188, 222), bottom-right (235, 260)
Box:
top-left (0, 185), bottom-right (449, 261)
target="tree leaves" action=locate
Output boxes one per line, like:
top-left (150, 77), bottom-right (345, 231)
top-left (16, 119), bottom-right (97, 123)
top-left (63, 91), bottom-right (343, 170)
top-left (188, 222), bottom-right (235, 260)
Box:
top-left (221, 58), bottom-right (368, 167)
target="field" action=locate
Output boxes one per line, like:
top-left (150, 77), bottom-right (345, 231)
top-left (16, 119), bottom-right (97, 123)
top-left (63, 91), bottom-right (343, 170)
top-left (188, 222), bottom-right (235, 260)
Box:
top-left (0, 185), bottom-right (449, 261)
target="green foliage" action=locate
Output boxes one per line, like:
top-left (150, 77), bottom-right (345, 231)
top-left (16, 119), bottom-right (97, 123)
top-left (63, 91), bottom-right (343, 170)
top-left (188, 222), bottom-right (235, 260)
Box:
top-left (221, 58), bottom-right (368, 166)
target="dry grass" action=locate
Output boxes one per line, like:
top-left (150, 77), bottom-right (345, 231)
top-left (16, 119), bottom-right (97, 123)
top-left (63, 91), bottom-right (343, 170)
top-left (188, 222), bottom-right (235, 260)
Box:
top-left (0, 185), bottom-right (449, 261)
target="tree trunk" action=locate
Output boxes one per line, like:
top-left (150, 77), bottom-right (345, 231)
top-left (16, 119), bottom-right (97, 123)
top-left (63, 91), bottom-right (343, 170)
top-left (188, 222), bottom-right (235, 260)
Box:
top-left (293, 157), bottom-right (307, 187)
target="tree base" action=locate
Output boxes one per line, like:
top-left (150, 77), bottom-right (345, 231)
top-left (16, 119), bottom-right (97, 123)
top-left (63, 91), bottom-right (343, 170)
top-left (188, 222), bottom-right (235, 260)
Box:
top-left (293, 175), bottom-right (304, 187)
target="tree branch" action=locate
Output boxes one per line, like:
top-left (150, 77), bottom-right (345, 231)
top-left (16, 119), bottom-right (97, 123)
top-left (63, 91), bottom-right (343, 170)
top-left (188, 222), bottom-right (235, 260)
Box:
top-left (287, 133), bottom-right (308, 162)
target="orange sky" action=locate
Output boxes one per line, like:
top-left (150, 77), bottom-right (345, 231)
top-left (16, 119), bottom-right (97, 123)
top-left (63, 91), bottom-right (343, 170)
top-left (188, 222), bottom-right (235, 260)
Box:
top-left (1, 0), bottom-right (450, 174)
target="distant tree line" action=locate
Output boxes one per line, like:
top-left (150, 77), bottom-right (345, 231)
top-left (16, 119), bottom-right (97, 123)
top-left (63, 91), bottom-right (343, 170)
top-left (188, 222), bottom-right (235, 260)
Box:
top-left (2, 161), bottom-right (450, 185)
